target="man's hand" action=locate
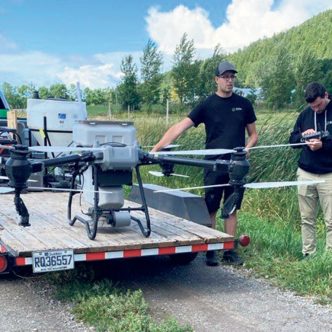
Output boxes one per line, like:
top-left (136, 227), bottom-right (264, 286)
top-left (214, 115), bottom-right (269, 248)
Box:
top-left (302, 129), bottom-right (322, 151)
top-left (306, 139), bottom-right (322, 151)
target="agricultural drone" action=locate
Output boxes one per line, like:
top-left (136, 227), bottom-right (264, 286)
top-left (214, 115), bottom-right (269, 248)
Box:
top-left (1, 120), bottom-right (251, 240)
top-left (0, 120), bottom-right (326, 240)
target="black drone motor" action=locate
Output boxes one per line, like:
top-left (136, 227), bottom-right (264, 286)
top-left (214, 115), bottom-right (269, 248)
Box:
top-left (222, 147), bottom-right (250, 219)
top-left (228, 147), bottom-right (250, 186)
top-left (160, 161), bottom-right (174, 176)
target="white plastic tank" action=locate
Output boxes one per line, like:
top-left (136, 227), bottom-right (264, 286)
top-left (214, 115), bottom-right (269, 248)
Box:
top-left (27, 98), bottom-right (87, 148)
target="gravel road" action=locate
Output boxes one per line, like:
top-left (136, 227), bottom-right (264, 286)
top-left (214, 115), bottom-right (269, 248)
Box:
top-left (0, 274), bottom-right (91, 332)
top-left (0, 254), bottom-right (331, 332)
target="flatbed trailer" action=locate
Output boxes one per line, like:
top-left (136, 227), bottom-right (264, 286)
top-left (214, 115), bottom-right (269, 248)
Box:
top-left (0, 192), bottom-right (234, 274)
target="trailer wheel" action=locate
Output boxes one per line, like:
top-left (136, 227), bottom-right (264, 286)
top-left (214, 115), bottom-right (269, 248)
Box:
top-left (169, 252), bottom-right (198, 265)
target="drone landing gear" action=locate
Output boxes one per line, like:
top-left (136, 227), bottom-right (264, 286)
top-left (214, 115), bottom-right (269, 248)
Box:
top-left (67, 165), bottom-right (151, 240)
top-left (14, 190), bottom-right (30, 227)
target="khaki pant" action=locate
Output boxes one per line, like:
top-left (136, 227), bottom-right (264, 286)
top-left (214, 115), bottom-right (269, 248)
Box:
top-left (297, 168), bottom-right (332, 255)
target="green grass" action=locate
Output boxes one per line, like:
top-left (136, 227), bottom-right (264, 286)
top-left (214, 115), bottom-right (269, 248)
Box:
top-left (236, 213), bottom-right (332, 304)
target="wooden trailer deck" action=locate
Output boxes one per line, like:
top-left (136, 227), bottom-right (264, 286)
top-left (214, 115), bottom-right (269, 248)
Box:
top-left (0, 191), bottom-right (233, 268)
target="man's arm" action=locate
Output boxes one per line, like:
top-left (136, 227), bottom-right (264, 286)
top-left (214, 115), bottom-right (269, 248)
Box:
top-left (245, 122), bottom-right (258, 149)
top-left (151, 117), bottom-right (194, 152)
top-left (289, 115), bottom-right (304, 148)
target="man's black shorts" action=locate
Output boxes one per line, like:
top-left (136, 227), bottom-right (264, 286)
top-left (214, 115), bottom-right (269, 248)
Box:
top-left (204, 168), bottom-right (244, 214)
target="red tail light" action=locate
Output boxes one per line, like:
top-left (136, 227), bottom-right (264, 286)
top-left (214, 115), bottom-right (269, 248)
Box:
top-left (0, 255), bottom-right (8, 273)
top-left (239, 234), bottom-right (250, 247)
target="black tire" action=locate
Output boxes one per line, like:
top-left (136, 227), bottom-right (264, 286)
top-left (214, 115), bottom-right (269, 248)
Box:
top-left (169, 252), bottom-right (198, 265)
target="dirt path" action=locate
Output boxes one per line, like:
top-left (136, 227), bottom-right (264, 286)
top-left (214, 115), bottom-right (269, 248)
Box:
top-left (0, 254), bottom-right (331, 332)
top-left (0, 275), bottom-right (91, 332)
top-left (117, 255), bottom-right (332, 332)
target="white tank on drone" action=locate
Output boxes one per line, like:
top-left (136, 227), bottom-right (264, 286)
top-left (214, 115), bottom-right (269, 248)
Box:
top-left (73, 120), bottom-right (139, 210)
top-left (26, 89), bottom-right (87, 148)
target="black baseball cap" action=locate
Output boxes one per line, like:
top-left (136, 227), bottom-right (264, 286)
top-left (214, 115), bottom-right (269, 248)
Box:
top-left (215, 61), bottom-right (237, 76)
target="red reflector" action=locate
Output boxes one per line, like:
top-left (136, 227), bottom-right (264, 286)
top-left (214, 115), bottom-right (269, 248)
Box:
top-left (239, 234), bottom-right (250, 247)
top-left (192, 244), bottom-right (208, 252)
top-left (0, 255), bottom-right (8, 272)
top-left (16, 257), bottom-right (26, 266)
top-left (224, 241), bottom-right (234, 250)
top-left (86, 252), bottom-right (106, 261)
top-left (123, 249), bottom-right (141, 258)
top-left (159, 247), bottom-right (176, 255)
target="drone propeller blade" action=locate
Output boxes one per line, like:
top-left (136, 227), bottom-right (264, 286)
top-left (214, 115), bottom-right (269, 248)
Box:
top-left (154, 183), bottom-right (230, 193)
top-left (28, 146), bottom-right (104, 153)
top-left (144, 144), bottom-right (180, 149)
top-left (28, 186), bottom-right (115, 194)
top-left (169, 173), bottom-right (189, 178)
top-left (161, 144), bottom-right (180, 149)
top-left (245, 180), bottom-right (325, 189)
top-left (148, 171), bottom-right (189, 178)
top-left (149, 171), bottom-right (164, 177)
top-left (249, 142), bottom-right (310, 151)
top-left (150, 148), bottom-right (235, 156)
top-left (0, 187), bottom-right (15, 194)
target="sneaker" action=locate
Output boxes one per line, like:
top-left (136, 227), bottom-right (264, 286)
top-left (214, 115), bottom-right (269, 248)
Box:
top-left (222, 250), bottom-right (243, 265)
top-left (205, 251), bottom-right (219, 266)
top-left (302, 253), bottom-right (315, 260)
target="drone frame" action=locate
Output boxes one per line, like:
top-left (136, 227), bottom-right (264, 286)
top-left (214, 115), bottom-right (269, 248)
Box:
top-left (3, 144), bottom-right (251, 240)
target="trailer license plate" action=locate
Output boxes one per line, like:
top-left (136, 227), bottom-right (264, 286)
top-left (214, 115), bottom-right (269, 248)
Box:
top-left (32, 249), bottom-right (74, 273)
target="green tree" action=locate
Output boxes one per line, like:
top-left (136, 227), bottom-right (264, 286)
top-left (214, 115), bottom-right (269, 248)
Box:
top-left (140, 40), bottom-right (163, 108)
top-left (49, 83), bottom-right (68, 99)
top-left (2, 82), bottom-right (18, 108)
top-left (320, 59), bottom-right (332, 93)
top-left (197, 45), bottom-right (226, 100)
top-left (38, 86), bottom-right (50, 99)
top-left (83, 88), bottom-right (110, 106)
top-left (118, 55), bottom-right (140, 110)
top-left (172, 33), bottom-right (199, 105)
top-left (1, 82), bottom-right (34, 108)
top-left (292, 49), bottom-right (322, 108)
top-left (260, 44), bottom-right (294, 109)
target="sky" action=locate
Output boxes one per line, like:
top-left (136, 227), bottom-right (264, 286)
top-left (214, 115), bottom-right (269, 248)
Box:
top-left (0, 0), bottom-right (331, 89)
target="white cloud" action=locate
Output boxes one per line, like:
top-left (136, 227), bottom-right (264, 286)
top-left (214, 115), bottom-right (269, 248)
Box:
top-left (57, 51), bottom-right (143, 89)
top-left (146, 0), bottom-right (332, 54)
top-left (0, 51), bottom-right (64, 86)
top-left (146, 5), bottom-right (215, 54)
top-left (0, 49), bottom-right (144, 89)
top-left (58, 64), bottom-right (117, 89)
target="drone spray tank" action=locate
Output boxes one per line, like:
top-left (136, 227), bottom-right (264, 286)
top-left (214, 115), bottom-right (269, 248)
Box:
top-left (72, 120), bottom-right (139, 236)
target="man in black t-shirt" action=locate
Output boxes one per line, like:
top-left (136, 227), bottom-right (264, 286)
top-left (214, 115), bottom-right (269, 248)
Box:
top-left (152, 61), bottom-right (258, 266)
top-left (289, 82), bottom-right (332, 258)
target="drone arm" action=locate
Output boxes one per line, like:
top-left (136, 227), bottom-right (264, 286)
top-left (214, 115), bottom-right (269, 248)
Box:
top-left (42, 152), bottom-right (96, 167)
top-left (145, 154), bottom-right (229, 172)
